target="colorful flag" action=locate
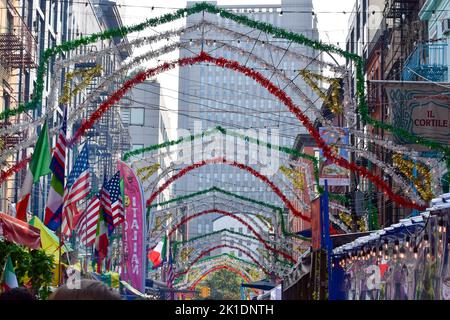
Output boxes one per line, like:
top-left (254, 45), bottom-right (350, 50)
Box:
top-left (95, 208), bottom-right (109, 273)
top-left (44, 110), bottom-right (67, 231)
top-left (166, 246), bottom-right (174, 300)
top-left (100, 171), bottom-right (124, 234)
top-left (147, 235), bottom-right (166, 268)
top-left (76, 195), bottom-right (100, 246)
top-left (61, 144), bottom-right (90, 237)
top-left (15, 121), bottom-right (52, 221)
top-left (1, 256), bottom-right (18, 291)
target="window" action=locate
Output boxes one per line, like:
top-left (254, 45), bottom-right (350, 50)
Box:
top-left (132, 144), bottom-right (144, 151)
top-left (130, 108), bottom-right (144, 125)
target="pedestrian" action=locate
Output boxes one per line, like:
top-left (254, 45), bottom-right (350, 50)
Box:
top-left (0, 287), bottom-right (36, 300)
top-left (49, 279), bottom-right (122, 300)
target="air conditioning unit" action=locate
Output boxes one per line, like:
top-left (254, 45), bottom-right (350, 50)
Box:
top-left (442, 19), bottom-right (450, 35)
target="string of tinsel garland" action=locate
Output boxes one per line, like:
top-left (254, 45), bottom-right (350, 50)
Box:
top-left (59, 65), bottom-right (102, 104)
top-left (279, 165), bottom-right (305, 191)
top-left (392, 154), bottom-right (434, 201)
top-left (0, 157), bottom-right (30, 184)
top-left (0, 1), bottom-right (444, 155)
top-left (148, 186), bottom-right (311, 242)
top-left (193, 253), bottom-right (259, 269)
top-left (189, 261), bottom-right (257, 280)
top-left (175, 244), bottom-right (271, 279)
top-left (166, 208), bottom-right (296, 264)
top-left (299, 69), bottom-right (342, 114)
top-left (136, 163), bottom-right (160, 182)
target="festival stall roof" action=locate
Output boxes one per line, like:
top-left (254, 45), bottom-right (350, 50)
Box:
top-left (332, 193), bottom-right (450, 257)
top-left (241, 280), bottom-right (277, 291)
top-left (0, 212), bottom-right (41, 249)
top-left (120, 280), bottom-right (153, 299)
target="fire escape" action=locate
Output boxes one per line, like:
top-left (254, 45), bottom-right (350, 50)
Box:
top-left (0, 0), bottom-right (37, 212)
top-left (382, 0), bottom-right (424, 80)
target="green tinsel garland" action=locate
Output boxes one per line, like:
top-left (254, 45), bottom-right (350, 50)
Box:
top-left (3, 2), bottom-right (446, 157)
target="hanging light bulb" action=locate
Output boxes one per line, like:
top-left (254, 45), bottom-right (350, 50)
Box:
top-left (394, 239), bottom-right (399, 251)
top-left (393, 249), bottom-right (398, 260)
top-left (424, 234), bottom-right (429, 247)
top-left (189, 39), bottom-right (193, 45)
top-left (384, 250), bottom-right (389, 260)
top-left (405, 236), bottom-right (411, 248)
top-left (399, 247), bottom-right (406, 259)
top-left (378, 245), bottom-right (383, 257)
top-left (413, 246), bottom-right (418, 259)
top-left (383, 239), bottom-right (389, 250)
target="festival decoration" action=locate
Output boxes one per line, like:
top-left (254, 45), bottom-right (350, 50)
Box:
top-left (59, 65), bottom-right (102, 105)
top-left (2, 51), bottom-right (428, 210)
top-left (148, 186), bottom-right (310, 242)
top-left (136, 163), bottom-right (160, 180)
top-left (186, 265), bottom-right (251, 290)
top-left (279, 166), bottom-right (305, 191)
top-left (164, 208), bottom-right (295, 263)
top-left (147, 157), bottom-right (310, 222)
top-left (175, 244), bottom-right (271, 278)
top-left (0, 1), bottom-right (444, 158)
top-left (299, 70), bottom-right (342, 114)
top-left (393, 154), bottom-right (434, 201)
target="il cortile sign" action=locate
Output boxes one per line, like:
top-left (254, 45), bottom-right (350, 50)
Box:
top-left (117, 160), bottom-right (145, 293)
top-left (385, 83), bottom-right (450, 148)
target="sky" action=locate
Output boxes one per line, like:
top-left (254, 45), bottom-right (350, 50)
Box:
top-left (117, 0), bottom-right (356, 49)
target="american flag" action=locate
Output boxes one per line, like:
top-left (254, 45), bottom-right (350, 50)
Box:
top-left (61, 144), bottom-right (90, 237)
top-left (76, 195), bottom-right (100, 246)
top-left (166, 247), bottom-right (174, 300)
top-left (100, 171), bottom-right (124, 232)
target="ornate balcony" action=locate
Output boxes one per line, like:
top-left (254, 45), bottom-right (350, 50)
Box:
top-left (402, 43), bottom-right (448, 82)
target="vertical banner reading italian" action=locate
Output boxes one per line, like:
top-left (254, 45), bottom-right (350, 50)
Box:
top-left (118, 160), bottom-right (145, 293)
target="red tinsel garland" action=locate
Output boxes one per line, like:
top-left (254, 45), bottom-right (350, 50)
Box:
top-left (147, 157), bottom-right (310, 222)
top-left (3, 51), bottom-right (425, 211)
top-left (175, 244), bottom-right (270, 279)
top-left (0, 156), bottom-right (31, 185)
top-left (188, 265), bottom-right (251, 290)
top-left (168, 208), bottom-right (296, 263)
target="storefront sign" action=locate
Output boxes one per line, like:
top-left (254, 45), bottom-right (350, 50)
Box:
top-left (385, 83), bottom-right (450, 148)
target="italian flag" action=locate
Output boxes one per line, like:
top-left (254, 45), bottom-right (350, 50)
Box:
top-left (95, 209), bottom-right (109, 273)
top-left (16, 121), bottom-right (52, 221)
top-left (1, 256), bottom-right (18, 291)
top-left (148, 235), bottom-right (167, 268)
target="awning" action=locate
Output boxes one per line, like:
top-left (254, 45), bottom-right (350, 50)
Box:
top-left (241, 280), bottom-right (276, 291)
top-left (28, 216), bottom-right (72, 262)
top-left (0, 213), bottom-right (41, 249)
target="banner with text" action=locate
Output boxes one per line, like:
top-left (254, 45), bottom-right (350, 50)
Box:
top-left (385, 82), bottom-right (450, 150)
top-left (118, 160), bottom-right (145, 293)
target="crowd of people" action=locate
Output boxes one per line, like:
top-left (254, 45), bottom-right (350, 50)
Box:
top-left (0, 280), bottom-right (122, 300)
